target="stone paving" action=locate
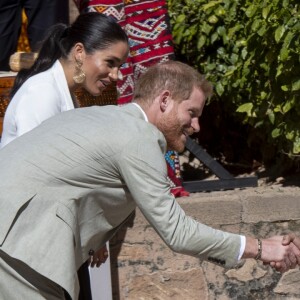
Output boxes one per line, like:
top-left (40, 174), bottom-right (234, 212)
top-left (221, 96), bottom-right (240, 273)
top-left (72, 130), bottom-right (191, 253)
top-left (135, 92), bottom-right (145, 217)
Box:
top-left (109, 183), bottom-right (300, 299)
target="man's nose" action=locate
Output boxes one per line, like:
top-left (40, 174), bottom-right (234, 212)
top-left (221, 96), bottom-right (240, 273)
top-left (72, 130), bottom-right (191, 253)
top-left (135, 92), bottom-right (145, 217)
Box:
top-left (192, 118), bottom-right (200, 133)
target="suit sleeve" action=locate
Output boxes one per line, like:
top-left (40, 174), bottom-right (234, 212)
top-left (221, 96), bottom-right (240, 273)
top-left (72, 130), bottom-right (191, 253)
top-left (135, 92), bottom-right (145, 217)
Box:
top-left (118, 132), bottom-right (241, 268)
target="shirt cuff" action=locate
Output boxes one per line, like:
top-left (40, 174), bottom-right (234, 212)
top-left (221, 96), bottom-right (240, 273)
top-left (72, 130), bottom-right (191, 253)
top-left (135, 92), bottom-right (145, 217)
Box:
top-left (238, 235), bottom-right (246, 260)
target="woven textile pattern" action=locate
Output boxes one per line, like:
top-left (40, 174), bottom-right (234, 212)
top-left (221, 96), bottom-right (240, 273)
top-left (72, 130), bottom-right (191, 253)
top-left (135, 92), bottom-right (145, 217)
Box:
top-left (165, 151), bottom-right (189, 197)
top-left (80, 0), bottom-right (174, 104)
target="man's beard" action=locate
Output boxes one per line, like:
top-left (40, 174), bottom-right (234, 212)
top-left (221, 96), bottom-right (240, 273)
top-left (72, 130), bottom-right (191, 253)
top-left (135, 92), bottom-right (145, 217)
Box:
top-left (157, 108), bottom-right (186, 153)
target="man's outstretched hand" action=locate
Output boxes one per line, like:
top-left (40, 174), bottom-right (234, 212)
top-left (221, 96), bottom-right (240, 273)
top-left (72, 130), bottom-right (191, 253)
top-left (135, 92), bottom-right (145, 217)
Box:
top-left (243, 235), bottom-right (300, 273)
top-left (268, 233), bottom-right (300, 272)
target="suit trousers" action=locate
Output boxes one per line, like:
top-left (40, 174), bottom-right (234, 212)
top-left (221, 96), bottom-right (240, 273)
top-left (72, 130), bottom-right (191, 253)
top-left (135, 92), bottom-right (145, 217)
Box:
top-left (0, 249), bottom-right (70, 300)
top-left (0, 0), bottom-right (69, 70)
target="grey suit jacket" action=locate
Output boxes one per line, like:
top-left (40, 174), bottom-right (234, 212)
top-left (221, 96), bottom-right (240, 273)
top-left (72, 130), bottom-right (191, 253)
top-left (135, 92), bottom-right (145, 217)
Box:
top-left (0, 104), bottom-right (241, 299)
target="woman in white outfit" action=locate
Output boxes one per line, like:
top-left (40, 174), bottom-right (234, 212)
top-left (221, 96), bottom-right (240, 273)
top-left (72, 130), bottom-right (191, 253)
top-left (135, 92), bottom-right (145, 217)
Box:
top-left (1, 12), bottom-right (129, 300)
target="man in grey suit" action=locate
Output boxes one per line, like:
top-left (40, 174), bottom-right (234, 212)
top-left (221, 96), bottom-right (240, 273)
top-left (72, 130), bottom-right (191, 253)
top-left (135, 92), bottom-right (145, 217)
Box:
top-left (0, 61), bottom-right (299, 299)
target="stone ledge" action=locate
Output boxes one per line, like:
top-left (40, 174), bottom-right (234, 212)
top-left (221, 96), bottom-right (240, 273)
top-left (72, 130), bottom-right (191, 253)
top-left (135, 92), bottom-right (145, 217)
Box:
top-left (178, 187), bottom-right (300, 225)
top-left (177, 193), bottom-right (242, 226)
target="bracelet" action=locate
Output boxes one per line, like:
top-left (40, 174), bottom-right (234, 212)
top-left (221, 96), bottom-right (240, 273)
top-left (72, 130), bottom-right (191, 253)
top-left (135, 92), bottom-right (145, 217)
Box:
top-left (255, 239), bottom-right (262, 260)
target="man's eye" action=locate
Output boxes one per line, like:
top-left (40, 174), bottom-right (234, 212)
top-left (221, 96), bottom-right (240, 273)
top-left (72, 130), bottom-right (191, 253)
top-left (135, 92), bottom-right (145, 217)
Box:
top-left (107, 60), bottom-right (114, 67)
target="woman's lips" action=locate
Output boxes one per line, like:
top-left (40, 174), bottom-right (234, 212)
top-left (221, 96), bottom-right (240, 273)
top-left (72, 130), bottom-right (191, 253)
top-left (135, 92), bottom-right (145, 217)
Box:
top-left (97, 80), bottom-right (110, 90)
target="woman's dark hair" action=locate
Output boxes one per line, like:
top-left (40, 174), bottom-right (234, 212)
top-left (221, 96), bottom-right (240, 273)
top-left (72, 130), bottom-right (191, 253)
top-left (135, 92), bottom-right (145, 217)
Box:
top-left (10, 12), bottom-right (128, 98)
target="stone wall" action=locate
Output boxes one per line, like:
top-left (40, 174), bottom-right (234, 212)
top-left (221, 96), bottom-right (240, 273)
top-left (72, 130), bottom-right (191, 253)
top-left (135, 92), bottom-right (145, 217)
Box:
top-left (109, 185), bottom-right (300, 299)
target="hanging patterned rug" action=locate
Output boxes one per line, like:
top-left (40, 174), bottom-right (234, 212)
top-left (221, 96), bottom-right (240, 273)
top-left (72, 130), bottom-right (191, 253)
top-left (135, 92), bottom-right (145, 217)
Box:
top-left (76, 0), bottom-right (189, 197)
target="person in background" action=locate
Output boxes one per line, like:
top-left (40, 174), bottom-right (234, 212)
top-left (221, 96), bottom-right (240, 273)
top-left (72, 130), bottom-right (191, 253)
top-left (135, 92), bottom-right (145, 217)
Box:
top-left (0, 11), bottom-right (129, 299)
top-left (1, 11), bottom-right (128, 147)
top-left (283, 234), bottom-right (300, 250)
top-left (0, 0), bottom-right (69, 71)
top-left (0, 61), bottom-right (299, 300)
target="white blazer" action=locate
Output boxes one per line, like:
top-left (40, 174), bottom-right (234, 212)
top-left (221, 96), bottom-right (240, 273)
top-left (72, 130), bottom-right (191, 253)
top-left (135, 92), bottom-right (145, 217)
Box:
top-left (0, 60), bottom-right (74, 148)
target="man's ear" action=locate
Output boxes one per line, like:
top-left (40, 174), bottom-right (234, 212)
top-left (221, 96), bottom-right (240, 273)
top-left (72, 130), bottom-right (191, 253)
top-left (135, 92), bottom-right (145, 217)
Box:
top-left (159, 90), bottom-right (172, 112)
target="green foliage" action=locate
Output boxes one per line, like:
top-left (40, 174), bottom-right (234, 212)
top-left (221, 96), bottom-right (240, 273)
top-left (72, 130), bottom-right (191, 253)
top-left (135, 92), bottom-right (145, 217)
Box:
top-left (167, 0), bottom-right (300, 159)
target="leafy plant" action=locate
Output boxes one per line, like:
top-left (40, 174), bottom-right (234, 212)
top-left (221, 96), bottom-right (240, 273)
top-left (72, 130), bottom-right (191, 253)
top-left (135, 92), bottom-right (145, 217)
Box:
top-left (167, 0), bottom-right (300, 165)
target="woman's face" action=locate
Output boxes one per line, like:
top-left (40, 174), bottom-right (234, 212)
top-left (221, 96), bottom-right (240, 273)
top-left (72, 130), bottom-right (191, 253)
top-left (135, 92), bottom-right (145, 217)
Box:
top-left (80, 41), bottom-right (129, 96)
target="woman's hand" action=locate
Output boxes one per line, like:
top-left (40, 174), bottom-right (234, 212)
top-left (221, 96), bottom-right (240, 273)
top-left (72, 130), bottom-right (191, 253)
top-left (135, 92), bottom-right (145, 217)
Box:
top-left (88, 245), bottom-right (109, 268)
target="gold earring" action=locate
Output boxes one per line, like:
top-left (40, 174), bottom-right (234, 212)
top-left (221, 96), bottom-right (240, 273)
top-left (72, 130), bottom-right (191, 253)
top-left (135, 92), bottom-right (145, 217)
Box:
top-left (73, 59), bottom-right (86, 84)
